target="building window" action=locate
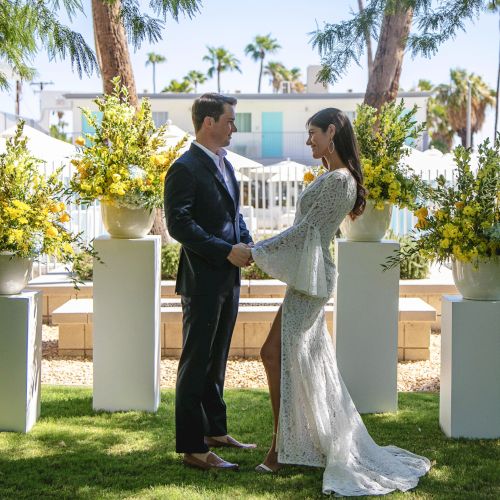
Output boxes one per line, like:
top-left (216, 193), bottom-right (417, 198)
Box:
top-left (153, 111), bottom-right (169, 127)
top-left (235, 113), bottom-right (251, 132)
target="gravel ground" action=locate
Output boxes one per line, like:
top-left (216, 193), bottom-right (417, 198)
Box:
top-left (42, 326), bottom-right (440, 392)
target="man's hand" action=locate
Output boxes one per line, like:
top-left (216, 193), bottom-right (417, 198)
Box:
top-left (227, 243), bottom-right (252, 267)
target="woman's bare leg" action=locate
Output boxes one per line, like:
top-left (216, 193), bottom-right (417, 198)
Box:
top-left (259, 306), bottom-right (282, 470)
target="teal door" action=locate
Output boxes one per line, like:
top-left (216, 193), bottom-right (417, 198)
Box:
top-left (262, 112), bottom-right (283, 158)
top-left (81, 111), bottom-right (103, 146)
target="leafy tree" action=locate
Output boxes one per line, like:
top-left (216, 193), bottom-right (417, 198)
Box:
top-left (263, 61), bottom-right (286, 93)
top-left (185, 70), bottom-right (206, 93)
top-left (49, 111), bottom-right (71, 143)
top-left (311, 1), bottom-right (497, 110)
top-left (162, 79), bottom-right (193, 93)
top-left (436, 69), bottom-right (496, 147)
top-left (203, 46), bottom-right (241, 93)
top-left (263, 62), bottom-right (304, 93)
top-left (244, 34), bottom-right (281, 93)
top-left (0, 0), bottom-right (97, 90)
top-left (145, 52), bottom-right (166, 93)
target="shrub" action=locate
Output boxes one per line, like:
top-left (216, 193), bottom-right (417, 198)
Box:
top-left (72, 252), bottom-right (94, 281)
top-left (386, 230), bottom-right (430, 280)
top-left (161, 243), bottom-right (181, 280)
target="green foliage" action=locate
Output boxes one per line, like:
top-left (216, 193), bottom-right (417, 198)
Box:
top-left (386, 136), bottom-right (500, 270)
top-left (0, 388), bottom-right (499, 499)
top-left (353, 100), bottom-right (426, 209)
top-left (311, 0), bottom-right (495, 85)
top-left (387, 231), bottom-right (430, 279)
top-left (161, 242), bottom-right (181, 280)
top-left (71, 78), bottom-right (186, 209)
top-left (162, 79), bottom-right (194, 93)
top-left (0, 1), bottom-right (98, 90)
top-left (71, 251), bottom-right (93, 281)
top-left (241, 261), bottom-right (272, 280)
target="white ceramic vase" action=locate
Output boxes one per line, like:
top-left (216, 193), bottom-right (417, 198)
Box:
top-left (0, 252), bottom-right (33, 295)
top-left (101, 203), bottom-right (156, 239)
top-left (452, 258), bottom-right (500, 301)
top-left (340, 200), bottom-right (393, 242)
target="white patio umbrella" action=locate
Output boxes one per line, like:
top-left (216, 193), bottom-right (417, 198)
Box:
top-left (0, 124), bottom-right (77, 173)
top-left (265, 159), bottom-right (309, 183)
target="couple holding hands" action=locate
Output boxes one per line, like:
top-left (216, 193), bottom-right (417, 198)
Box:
top-left (164, 93), bottom-right (430, 496)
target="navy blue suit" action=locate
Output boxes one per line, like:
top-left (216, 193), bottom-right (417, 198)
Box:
top-left (164, 143), bottom-right (252, 453)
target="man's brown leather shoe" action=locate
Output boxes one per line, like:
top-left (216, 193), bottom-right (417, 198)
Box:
top-left (205, 435), bottom-right (257, 449)
top-left (182, 452), bottom-right (239, 471)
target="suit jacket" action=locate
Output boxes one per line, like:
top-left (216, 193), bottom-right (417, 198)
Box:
top-left (164, 143), bottom-right (253, 295)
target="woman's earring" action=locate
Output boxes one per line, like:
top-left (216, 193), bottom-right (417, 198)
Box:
top-left (328, 139), bottom-right (335, 154)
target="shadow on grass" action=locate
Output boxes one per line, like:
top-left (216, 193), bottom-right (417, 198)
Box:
top-left (0, 389), bottom-right (498, 499)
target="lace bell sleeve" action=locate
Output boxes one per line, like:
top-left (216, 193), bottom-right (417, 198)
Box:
top-left (251, 172), bottom-right (351, 298)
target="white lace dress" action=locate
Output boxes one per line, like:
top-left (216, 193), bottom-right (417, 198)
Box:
top-left (252, 169), bottom-right (430, 496)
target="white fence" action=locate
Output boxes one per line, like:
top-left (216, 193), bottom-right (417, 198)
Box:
top-left (33, 161), bottom-right (457, 277)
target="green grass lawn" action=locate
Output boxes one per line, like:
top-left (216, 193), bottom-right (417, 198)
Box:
top-left (0, 388), bottom-right (498, 499)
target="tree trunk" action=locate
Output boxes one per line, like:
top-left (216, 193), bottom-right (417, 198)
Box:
top-left (364, 5), bottom-right (413, 110)
top-left (495, 11), bottom-right (500, 137)
top-left (92, 0), bottom-right (168, 241)
top-left (91, 0), bottom-right (138, 107)
top-left (357, 0), bottom-right (374, 79)
top-left (15, 80), bottom-right (21, 116)
top-left (150, 208), bottom-right (171, 244)
top-left (217, 69), bottom-right (221, 93)
top-left (258, 58), bottom-right (263, 93)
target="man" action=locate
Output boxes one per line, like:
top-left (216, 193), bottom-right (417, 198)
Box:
top-left (164, 93), bottom-right (255, 471)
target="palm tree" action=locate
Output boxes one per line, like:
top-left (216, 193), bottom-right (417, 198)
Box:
top-left (414, 79), bottom-right (454, 152)
top-left (145, 52), bottom-right (166, 93)
top-left (437, 69), bottom-right (496, 147)
top-left (185, 70), bottom-right (206, 93)
top-left (203, 46), bottom-right (241, 93)
top-left (244, 34), bottom-right (280, 93)
top-left (286, 67), bottom-right (305, 93)
top-left (264, 61), bottom-right (286, 93)
top-left (162, 79), bottom-right (193, 93)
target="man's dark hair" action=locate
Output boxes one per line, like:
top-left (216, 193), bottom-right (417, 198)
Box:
top-left (191, 93), bottom-right (237, 132)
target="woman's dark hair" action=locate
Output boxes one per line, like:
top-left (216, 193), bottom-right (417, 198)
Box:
top-left (192, 93), bottom-right (237, 132)
top-left (307, 108), bottom-right (366, 219)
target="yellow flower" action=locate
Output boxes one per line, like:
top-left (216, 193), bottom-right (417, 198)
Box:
top-left (455, 201), bottom-right (464, 210)
top-left (59, 213), bottom-right (71, 223)
top-left (374, 201), bottom-right (385, 210)
top-left (303, 171), bottom-right (315, 184)
top-left (75, 137), bottom-right (86, 147)
top-left (46, 226), bottom-right (59, 238)
top-left (414, 207), bottom-right (428, 220)
top-left (435, 209), bottom-right (446, 220)
top-left (440, 238), bottom-right (450, 249)
top-left (112, 173), bottom-right (121, 182)
top-left (370, 187), bottom-right (382, 199)
top-left (62, 242), bottom-right (74, 254)
top-left (463, 205), bottom-right (476, 216)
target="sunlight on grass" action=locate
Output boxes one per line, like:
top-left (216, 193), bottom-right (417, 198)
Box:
top-left (0, 388), bottom-right (498, 499)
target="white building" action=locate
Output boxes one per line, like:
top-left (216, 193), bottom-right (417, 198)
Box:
top-left (40, 89), bottom-right (430, 165)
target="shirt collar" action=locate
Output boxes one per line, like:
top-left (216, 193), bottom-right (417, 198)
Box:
top-left (193, 141), bottom-right (226, 164)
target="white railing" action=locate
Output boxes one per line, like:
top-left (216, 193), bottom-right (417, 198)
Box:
top-left (33, 162), bottom-right (456, 276)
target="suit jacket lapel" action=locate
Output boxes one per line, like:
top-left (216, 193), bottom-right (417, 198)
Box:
top-left (190, 143), bottom-right (236, 213)
top-left (224, 157), bottom-right (240, 208)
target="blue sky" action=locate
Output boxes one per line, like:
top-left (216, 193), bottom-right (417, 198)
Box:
top-left (0, 0), bottom-right (496, 142)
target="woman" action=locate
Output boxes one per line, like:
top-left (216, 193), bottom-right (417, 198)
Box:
top-left (251, 108), bottom-right (430, 496)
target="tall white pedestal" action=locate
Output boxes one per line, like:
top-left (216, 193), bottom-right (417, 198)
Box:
top-left (93, 236), bottom-right (161, 412)
top-left (440, 296), bottom-right (500, 438)
top-left (0, 292), bottom-right (42, 432)
top-left (334, 240), bottom-right (399, 413)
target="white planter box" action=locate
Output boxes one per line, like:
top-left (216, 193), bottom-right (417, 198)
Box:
top-left (93, 236), bottom-right (161, 412)
top-left (334, 240), bottom-right (399, 413)
top-left (0, 291), bottom-right (42, 432)
top-left (440, 296), bottom-right (500, 438)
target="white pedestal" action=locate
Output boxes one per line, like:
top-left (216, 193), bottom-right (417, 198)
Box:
top-left (0, 292), bottom-right (42, 432)
top-left (334, 240), bottom-right (399, 413)
top-left (440, 296), bottom-right (500, 438)
top-left (93, 236), bottom-right (161, 412)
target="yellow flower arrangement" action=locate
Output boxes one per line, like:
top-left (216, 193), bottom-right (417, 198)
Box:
top-left (70, 77), bottom-right (186, 209)
top-left (386, 137), bottom-right (499, 268)
top-left (303, 165), bottom-right (328, 186)
top-left (353, 100), bottom-right (425, 210)
top-left (0, 121), bottom-right (93, 269)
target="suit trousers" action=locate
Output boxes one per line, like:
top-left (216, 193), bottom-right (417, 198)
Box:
top-left (175, 286), bottom-right (240, 453)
